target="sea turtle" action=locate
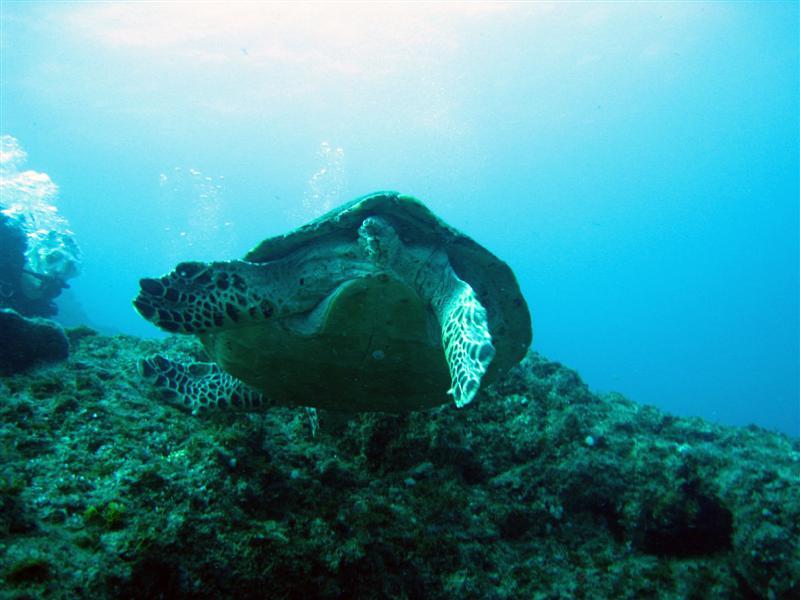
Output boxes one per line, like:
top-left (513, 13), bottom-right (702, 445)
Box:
top-left (133, 191), bottom-right (531, 413)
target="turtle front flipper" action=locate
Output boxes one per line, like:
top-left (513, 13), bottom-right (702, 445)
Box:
top-left (138, 354), bottom-right (269, 413)
top-left (133, 260), bottom-right (278, 334)
top-left (359, 218), bottom-right (496, 408)
top-left (413, 251), bottom-right (496, 408)
top-left (437, 279), bottom-right (496, 407)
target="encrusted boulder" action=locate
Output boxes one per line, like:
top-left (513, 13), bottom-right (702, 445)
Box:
top-left (0, 308), bottom-right (69, 375)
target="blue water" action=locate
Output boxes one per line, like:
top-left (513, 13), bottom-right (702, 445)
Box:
top-left (2, 2), bottom-right (797, 435)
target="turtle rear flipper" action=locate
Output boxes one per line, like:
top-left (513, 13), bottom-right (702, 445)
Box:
top-left (138, 354), bottom-right (268, 413)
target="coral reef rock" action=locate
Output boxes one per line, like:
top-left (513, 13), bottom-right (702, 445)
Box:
top-left (0, 309), bottom-right (69, 375)
top-left (0, 332), bottom-right (797, 599)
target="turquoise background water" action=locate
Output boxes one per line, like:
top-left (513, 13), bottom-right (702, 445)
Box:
top-left (2, 2), bottom-right (797, 435)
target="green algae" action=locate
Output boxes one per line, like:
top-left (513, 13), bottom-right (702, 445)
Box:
top-left (83, 501), bottom-right (126, 531)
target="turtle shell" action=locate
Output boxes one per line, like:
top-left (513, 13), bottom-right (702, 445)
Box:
top-left (245, 191), bottom-right (532, 384)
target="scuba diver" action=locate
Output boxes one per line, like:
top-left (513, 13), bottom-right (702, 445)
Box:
top-left (1, 135), bottom-right (82, 319)
top-left (0, 212), bottom-right (77, 318)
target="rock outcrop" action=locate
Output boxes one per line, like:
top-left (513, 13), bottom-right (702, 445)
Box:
top-left (0, 332), bottom-right (797, 599)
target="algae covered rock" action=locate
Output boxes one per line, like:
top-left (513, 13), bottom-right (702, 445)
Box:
top-left (0, 332), bottom-right (797, 600)
top-left (0, 308), bottom-right (68, 375)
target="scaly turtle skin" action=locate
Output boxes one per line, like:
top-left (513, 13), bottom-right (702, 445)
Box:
top-left (134, 192), bottom-right (531, 413)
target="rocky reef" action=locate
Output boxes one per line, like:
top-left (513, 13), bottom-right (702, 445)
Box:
top-left (0, 330), bottom-right (797, 599)
top-left (0, 309), bottom-right (69, 376)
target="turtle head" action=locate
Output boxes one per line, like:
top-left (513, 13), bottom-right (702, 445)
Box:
top-left (133, 260), bottom-right (274, 335)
